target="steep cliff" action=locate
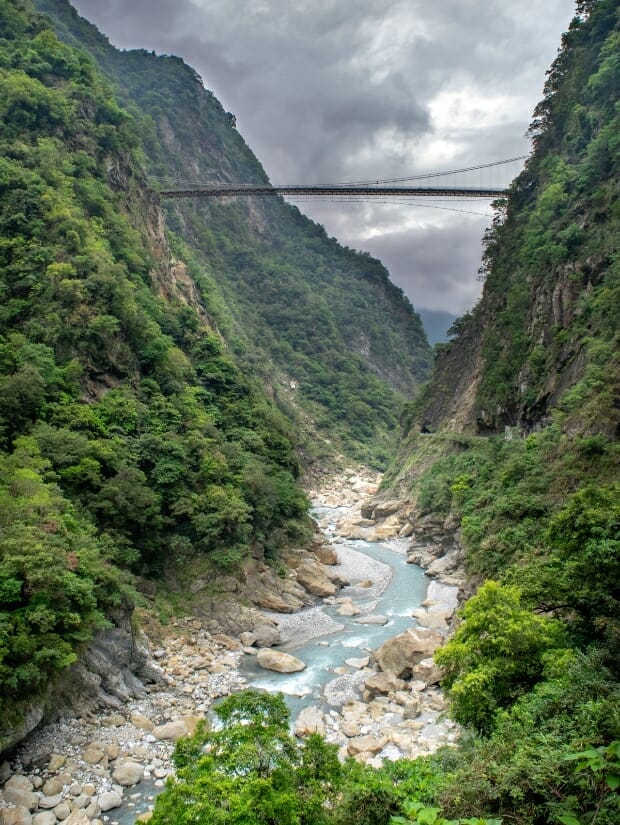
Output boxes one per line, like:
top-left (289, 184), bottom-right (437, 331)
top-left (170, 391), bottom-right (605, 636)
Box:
top-left (409, 0), bottom-right (618, 439)
top-left (34, 0), bottom-right (432, 469)
top-left (376, 4), bottom-right (619, 819)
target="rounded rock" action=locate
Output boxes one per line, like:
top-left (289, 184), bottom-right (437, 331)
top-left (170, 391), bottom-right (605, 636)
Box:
top-left (51, 804), bottom-right (70, 822)
top-left (112, 762), bottom-right (144, 787)
top-left (32, 814), bottom-right (57, 825)
top-left (97, 791), bottom-right (122, 812)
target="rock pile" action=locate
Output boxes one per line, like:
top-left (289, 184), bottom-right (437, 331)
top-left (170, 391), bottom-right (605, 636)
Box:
top-left (0, 619), bottom-right (248, 825)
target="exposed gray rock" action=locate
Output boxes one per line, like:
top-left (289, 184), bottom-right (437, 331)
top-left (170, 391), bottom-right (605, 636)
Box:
top-left (37, 795), bottom-right (62, 810)
top-left (354, 614), bottom-right (388, 626)
top-left (63, 812), bottom-right (91, 825)
top-left (347, 734), bottom-right (387, 755)
top-left (112, 761), bottom-right (144, 786)
top-left (411, 657), bottom-right (443, 686)
top-left (0, 806), bottom-right (32, 825)
top-left (41, 779), bottom-right (63, 797)
top-left (32, 813), bottom-right (56, 825)
top-left (363, 671), bottom-right (406, 698)
top-left (374, 628), bottom-right (443, 679)
top-left (256, 649), bottom-right (306, 673)
top-left (151, 720), bottom-right (192, 741)
top-left (51, 803), bottom-right (70, 821)
top-left (2, 788), bottom-right (39, 812)
top-left (97, 790), bottom-right (122, 812)
top-left (294, 707), bottom-right (325, 737)
top-left (5, 778), bottom-right (34, 793)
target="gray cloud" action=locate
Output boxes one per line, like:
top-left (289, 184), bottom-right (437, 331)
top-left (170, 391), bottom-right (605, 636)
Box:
top-left (72, 0), bottom-right (575, 313)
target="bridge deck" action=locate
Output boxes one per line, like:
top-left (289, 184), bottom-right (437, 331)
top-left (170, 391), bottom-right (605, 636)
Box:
top-left (159, 185), bottom-right (508, 199)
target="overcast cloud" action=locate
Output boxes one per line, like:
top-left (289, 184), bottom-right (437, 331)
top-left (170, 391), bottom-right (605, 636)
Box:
top-left (72, 0), bottom-right (575, 314)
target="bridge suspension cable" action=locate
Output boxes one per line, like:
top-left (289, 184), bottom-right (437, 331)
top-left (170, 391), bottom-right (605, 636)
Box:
top-left (154, 155), bottom-right (521, 200)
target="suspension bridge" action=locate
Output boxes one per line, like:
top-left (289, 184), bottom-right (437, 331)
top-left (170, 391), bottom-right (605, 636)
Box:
top-left (155, 156), bottom-right (524, 202)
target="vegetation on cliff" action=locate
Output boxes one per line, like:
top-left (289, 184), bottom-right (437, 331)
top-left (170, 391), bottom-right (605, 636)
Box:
top-left (382, 1), bottom-right (619, 822)
top-left (34, 0), bottom-right (432, 469)
top-left (0, 0), bottom-right (311, 717)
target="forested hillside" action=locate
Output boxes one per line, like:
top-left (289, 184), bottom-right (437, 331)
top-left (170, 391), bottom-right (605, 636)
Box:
top-left (0, 0), bottom-right (311, 724)
top-left (34, 0), bottom-right (432, 469)
top-left (0, 0), bottom-right (430, 729)
top-left (380, 0), bottom-right (620, 821)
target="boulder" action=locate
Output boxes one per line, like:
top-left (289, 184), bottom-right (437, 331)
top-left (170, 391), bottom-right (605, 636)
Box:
top-left (347, 735), bottom-right (386, 756)
top-left (47, 755), bottom-right (66, 772)
top-left (2, 788), bottom-right (38, 812)
top-left (294, 707), bottom-right (325, 737)
top-left (112, 761), bottom-right (144, 786)
top-left (294, 562), bottom-right (337, 598)
top-left (251, 587), bottom-right (303, 613)
top-left (314, 544), bottom-right (338, 565)
top-left (344, 656), bottom-right (370, 669)
top-left (0, 807), bottom-right (32, 825)
top-left (252, 618), bottom-right (281, 647)
top-left (256, 649), bottom-right (306, 673)
top-left (33, 814), bottom-right (56, 825)
top-left (410, 608), bottom-right (449, 629)
top-left (152, 717), bottom-right (200, 741)
top-left (62, 813), bottom-right (91, 825)
top-left (354, 614), bottom-right (388, 626)
top-left (130, 713), bottom-right (154, 731)
top-left (239, 632), bottom-right (257, 647)
top-left (411, 657), bottom-right (443, 686)
top-left (337, 602), bottom-right (360, 617)
top-left (37, 795), bottom-right (62, 810)
top-left (212, 633), bottom-right (243, 651)
top-left (363, 671), bottom-right (406, 698)
top-left (5, 778), bottom-right (34, 793)
top-left (374, 628), bottom-right (443, 679)
top-left (97, 790), bottom-right (122, 812)
top-left (52, 803), bottom-right (70, 821)
top-left (41, 779), bottom-right (63, 797)
top-left (82, 743), bottom-right (106, 764)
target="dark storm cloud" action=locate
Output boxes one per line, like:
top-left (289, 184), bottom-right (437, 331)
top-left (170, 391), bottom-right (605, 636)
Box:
top-left (71, 0), bottom-right (575, 312)
top-left (356, 217), bottom-right (491, 313)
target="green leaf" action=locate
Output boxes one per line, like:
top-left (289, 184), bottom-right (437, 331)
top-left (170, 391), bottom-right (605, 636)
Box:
top-left (605, 773), bottom-right (620, 791)
top-left (557, 814), bottom-right (581, 825)
top-left (417, 807), bottom-right (442, 825)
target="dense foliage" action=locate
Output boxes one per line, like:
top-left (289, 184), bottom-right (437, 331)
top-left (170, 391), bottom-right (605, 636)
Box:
top-left (34, 0), bottom-right (432, 469)
top-left (0, 0), bottom-right (311, 719)
top-left (151, 690), bottom-right (500, 825)
top-left (383, 1), bottom-right (620, 822)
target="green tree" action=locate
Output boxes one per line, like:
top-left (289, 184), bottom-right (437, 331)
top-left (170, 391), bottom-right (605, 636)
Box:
top-left (150, 690), bottom-right (341, 825)
top-left (435, 582), bottom-right (568, 732)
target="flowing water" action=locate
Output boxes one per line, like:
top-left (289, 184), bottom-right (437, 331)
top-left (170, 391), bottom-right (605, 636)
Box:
top-left (117, 506), bottom-right (430, 824)
top-left (239, 505), bottom-right (429, 718)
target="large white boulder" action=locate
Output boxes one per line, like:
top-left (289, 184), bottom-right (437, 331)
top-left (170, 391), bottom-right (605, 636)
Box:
top-left (256, 649), bottom-right (306, 673)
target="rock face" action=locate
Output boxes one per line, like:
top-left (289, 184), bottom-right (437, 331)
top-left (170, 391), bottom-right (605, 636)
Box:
top-left (374, 627), bottom-right (443, 679)
top-left (256, 649), bottom-right (306, 673)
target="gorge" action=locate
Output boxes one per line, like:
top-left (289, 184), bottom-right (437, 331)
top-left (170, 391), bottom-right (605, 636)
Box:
top-left (0, 1), bottom-right (618, 824)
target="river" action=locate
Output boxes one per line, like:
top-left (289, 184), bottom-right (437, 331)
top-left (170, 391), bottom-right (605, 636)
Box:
top-left (239, 504), bottom-right (430, 720)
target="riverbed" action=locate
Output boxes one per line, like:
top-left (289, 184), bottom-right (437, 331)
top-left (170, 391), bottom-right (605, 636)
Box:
top-left (240, 505), bottom-right (430, 719)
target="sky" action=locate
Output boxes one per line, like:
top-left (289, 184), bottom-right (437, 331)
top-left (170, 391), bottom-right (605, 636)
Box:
top-left (71, 0), bottom-right (576, 314)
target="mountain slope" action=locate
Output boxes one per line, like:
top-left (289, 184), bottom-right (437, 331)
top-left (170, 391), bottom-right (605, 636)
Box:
top-left (34, 0), bottom-right (432, 469)
top-left (0, 0), bottom-right (314, 730)
top-left (380, 2), bottom-right (619, 820)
